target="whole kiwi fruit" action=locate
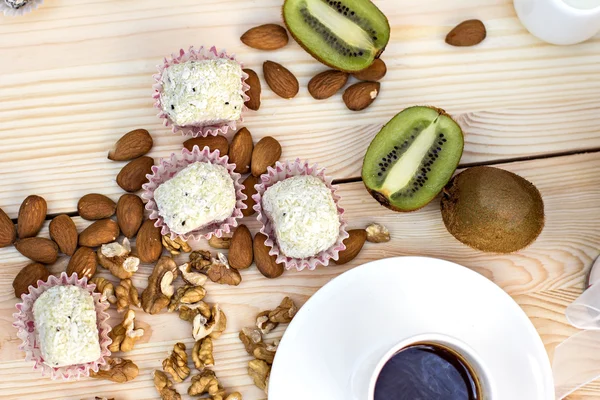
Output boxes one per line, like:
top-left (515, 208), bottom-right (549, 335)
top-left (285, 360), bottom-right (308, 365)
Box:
top-left (440, 166), bottom-right (545, 253)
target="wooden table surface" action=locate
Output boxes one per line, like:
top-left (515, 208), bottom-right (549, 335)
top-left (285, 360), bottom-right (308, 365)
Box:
top-left (1, 0), bottom-right (599, 399)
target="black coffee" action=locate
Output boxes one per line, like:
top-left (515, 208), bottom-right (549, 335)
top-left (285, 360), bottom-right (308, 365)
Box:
top-left (373, 343), bottom-right (480, 400)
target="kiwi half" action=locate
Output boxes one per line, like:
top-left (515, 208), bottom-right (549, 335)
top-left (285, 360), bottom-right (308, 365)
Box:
top-left (441, 166), bottom-right (545, 253)
top-left (362, 106), bottom-right (464, 212)
top-left (283, 0), bottom-right (390, 72)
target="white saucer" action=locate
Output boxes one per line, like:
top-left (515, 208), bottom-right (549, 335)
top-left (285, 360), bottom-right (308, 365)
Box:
top-left (269, 257), bottom-right (554, 400)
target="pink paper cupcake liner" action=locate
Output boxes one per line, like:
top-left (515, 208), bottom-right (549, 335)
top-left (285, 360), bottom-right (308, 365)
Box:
top-left (12, 272), bottom-right (112, 380)
top-left (141, 146), bottom-right (246, 241)
top-left (152, 46), bottom-right (250, 138)
top-left (1, 0), bottom-right (43, 16)
top-left (253, 159), bottom-right (349, 271)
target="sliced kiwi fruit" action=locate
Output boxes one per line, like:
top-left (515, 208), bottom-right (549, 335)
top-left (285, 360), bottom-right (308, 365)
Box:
top-left (362, 106), bottom-right (464, 212)
top-left (282, 0), bottom-right (390, 72)
top-left (441, 166), bottom-right (545, 253)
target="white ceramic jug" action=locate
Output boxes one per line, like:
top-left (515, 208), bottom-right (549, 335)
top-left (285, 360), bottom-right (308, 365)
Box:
top-left (514, 0), bottom-right (600, 44)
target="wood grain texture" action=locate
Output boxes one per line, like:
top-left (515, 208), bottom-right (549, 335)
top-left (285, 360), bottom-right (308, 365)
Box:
top-left (0, 152), bottom-right (599, 399)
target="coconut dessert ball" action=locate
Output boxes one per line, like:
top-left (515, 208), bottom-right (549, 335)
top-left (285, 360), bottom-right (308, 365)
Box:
top-left (154, 162), bottom-right (236, 234)
top-left (262, 175), bottom-right (340, 259)
top-left (160, 59), bottom-right (244, 127)
top-left (33, 285), bottom-right (101, 367)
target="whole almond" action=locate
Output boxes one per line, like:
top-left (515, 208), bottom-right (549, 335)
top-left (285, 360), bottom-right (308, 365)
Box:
top-left (251, 137), bottom-right (282, 177)
top-left (17, 195), bottom-right (47, 239)
top-left (229, 225), bottom-right (253, 270)
top-left (308, 70), bottom-right (349, 100)
top-left (108, 129), bottom-right (153, 161)
top-left (116, 194), bottom-right (144, 238)
top-left (243, 68), bottom-right (261, 111)
top-left (0, 207), bottom-right (16, 248)
top-left (241, 24), bottom-right (289, 50)
top-left (49, 214), bottom-right (78, 256)
top-left (184, 136), bottom-right (229, 156)
top-left (137, 220), bottom-right (163, 263)
top-left (446, 19), bottom-right (487, 47)
top-left (351, 59), bottom-right (387, 81)
top-left (117, 156), bottom-right (154, 192)
top-left (79, 219), bottom-right (120, 248)
top-left (343, 82), bottom-right (380, 111)
top-left (15, 237), bottom-right (59, 264)
top-left (263, 61), bottom-right (299, 99)
top-left (67, 247), bottom-right (97, 279)
top-left (78, 193), bottom-right (117, 220)
top-left (229, 127), bottom-right (253, 174)
top-left (333, 229), bottom-right (367, 265)
top-left (13, 262), bottom-right (50, 298)
top-left (254, 233), bottom-right (284, 279)
top-left (241, 174), bottom-right (259, 217)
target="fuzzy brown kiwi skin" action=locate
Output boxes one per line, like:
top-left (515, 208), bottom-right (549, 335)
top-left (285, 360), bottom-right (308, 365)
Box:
top-left (282, 6), bottom-right (390, 73)
top-left (362, 106), bottom-right (464, 212)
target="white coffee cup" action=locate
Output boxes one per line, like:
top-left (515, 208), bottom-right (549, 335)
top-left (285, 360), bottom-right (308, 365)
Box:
top-left (514, 0), bottom-right (600, 45)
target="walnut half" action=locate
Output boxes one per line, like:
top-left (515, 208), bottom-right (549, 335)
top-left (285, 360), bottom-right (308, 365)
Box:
top-left (239, 327), bottom-right (277, 364)
top-left (188, 369), bottom-right (220, 397)
top-left (90, 357), bottom-right (139, 383)
top-left (97, 238), bottom-right (140, 280)
top-left (162, 235), bottom-right (192, 255)
top-left (193, 304), bottom-right (227, 341)
top-left (141, 256), bottom-right (178, 314)
top-left (365, 223), bottom-right (391, 243)
top-left (89, 277), bottom-right (117, 304)
top-left (162, 342), bottom-right (190, 383)
top-left (192, 337), bottom-right (214, 370)
top-left (108, 309), bottom-right (144, 353)
top-left (115, 278), bottom-right (141, 312)
top-left (248, 359), bottom-right (270, 394)
top-left (153, 370), bottom-right (181, 400)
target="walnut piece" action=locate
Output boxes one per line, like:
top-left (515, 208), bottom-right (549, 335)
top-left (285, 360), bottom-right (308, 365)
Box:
top-left (192, 337), bottom-right (214, 370)
top-left (365, 223), bottom-right (391, 243)
top-left (248, 359), bottom-right (270, 393)
top-left (169, 284), bottom-right (207, 312)
top-left (214, 392), bottom-right (243, 400)
top-left (206, 253), bottom-right (242, 286)
top-left (193, 304), bottom-right (227, 340)
top-left (162, 342), bottom-right (190, 383)
top-left (97, 238), bottom-right (140, 280)
top-left (153, 370), bottom-right (181, 400)
top-left (268, 297), bottom-right (298, 323)
top-left (162, 235), bottom-right (192, 255)
top-left (239, 327), bottom-right (276, 364)
top-left (179, 301), bottom-right (211, 322)
top-left (90, 357), bottom-right (139, 383)
top-left (108, 309), bottom-right (144, 352)
top-left (179, 262), bottom-right (208, 286)
top-left (189, 250), bottom-right (213, 271)
top-left (141, 256), bottom-right (179, 314)
top-left (208, 235), bottom-right (231, 249)
top-left (115, 278), bottom-right (141, 312)
top-left (188, 369), bottom-right (220, 397)
top-left (90, 277), bottom-right (117, 304)
top-left (256, 311), bottom-right (278, 335)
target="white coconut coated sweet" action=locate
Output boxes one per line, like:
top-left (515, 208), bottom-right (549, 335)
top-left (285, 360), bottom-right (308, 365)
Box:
top-left (154, 162), bottom-right (236, 234)
top-left (160, 59), bottom-right (244, 127)
top-left (262, 175), bottom-right (340, 259)
top-left (33, 285), bottom-right (101, 368)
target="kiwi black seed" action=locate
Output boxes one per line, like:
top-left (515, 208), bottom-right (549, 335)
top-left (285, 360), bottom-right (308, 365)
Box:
top-left (362, 106), bottom-right (464, 212)
top-left (441, 166), bottom-right (545, 253)
top-left (283, 0), bottom-right (390, 72)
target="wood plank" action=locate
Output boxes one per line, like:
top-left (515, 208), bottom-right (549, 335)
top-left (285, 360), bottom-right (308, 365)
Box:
top-left (0, 0), bottom-right (599, 215)
top-left (0, 152), bottom-right (599, 399)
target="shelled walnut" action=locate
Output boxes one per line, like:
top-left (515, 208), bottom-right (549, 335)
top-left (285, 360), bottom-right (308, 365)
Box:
top-left (207, 253), bottom-right (242, 286)
top-left (365, 223), bottom-right (390, 243)
top-left (108, 309), bottom-right (144, 352)
top-left (90, 358), bottom-right (139, 383)
top-left (162, 235), bottom-right (192, 255)
top-left (239, 327), bottom-right (277, 364)
top-left (153, 370), bottom-right (181, 400)
top-left (162, 342), bottom-right (190, 383)
top-left (189, 250), bottom-right (213, 271)
top-left (97, 238), bottom-right (140, 280)
top-left (168, 284), bottom-right (207, 312)
top-left (192, 337), bottom-right (214, 370)
top-left (268, 297), bottom-right (298, 323)
top-left (193, 304), bottom-right (227, 340)
top-left (208, 235), bottom-right (231, 249)
top-left (90, 277), bottom-right (117, 304)
top-left (188, 369), bottom-right (220, 397)
top-left (256, 311), bottom-right (277, 335)
top-left (179, 262), bottom-right (208, 286)
top-left (248, 359), bottom-right (270, 393)
top-left (179, 301), bottom-right (211, 322)
top-left (213, 392), bottom-right (243, 400)
top-left (141, 256), bottom-right (178, 314)
top-left (115, 278), bottom-right (141, 312)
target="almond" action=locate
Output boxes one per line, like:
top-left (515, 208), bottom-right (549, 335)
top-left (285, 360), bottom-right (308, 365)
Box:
top-left (254, 233), bottom-right (284, 279)
top-left (17, 195), bottom-right (47, 239)
top-left (446, 19), bottom-right (487, 47)
top-left (263, 61), bottom-right (299, 99)
top-left (116, 194), bottom-right (144, 238)
top-left (0, 207), bottom-right (16, 248)
top-left (241, 24), bottom-right (289, 50)
top-left (49, 214), bottom-right (78, 256)
top-left (308, 70), bottom-right (349, 100)
top-left (136, 220), bottom-right (163, 263)
top-left (78, 193), bottom-right (117, 220)
top-left (229, 225), bottom-right (253, 270)
top-left (333, 229), bottom-right (367, 265)
top-left (183, 136), bottom-right (229, 156)
top-left (351, 59), bottom-right (387, 81)
top-left (229, 127), bottom-right (254, 174)
top-left (342, 82), bottom-right (380, 111)
top-left (251, 137), bottom-right (282, 177)
top-left (241, 174), bottom-right (259, 217)
top-left (117, 156), bottom-right (154, 192)
top-left (15, 237), bottom-right (59, 264)
top-left (79, 219), bottom-right (120, 248)
top-left (108, 129), bottom-right (153, 161)
top-left (243, 68), bottom-right (261, 111)
top-left (67, 247), bottom-right (97, 279)
top-left (13, 262), bottom-right (50, 298)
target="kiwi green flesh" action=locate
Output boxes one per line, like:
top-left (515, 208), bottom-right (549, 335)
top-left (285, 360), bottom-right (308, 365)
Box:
top-left (283, 0), bottom-right (390, 72)
top-left (441, 166), bottom-right (545, 253)
top-left (362, 106), bottom-right (464, 212)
